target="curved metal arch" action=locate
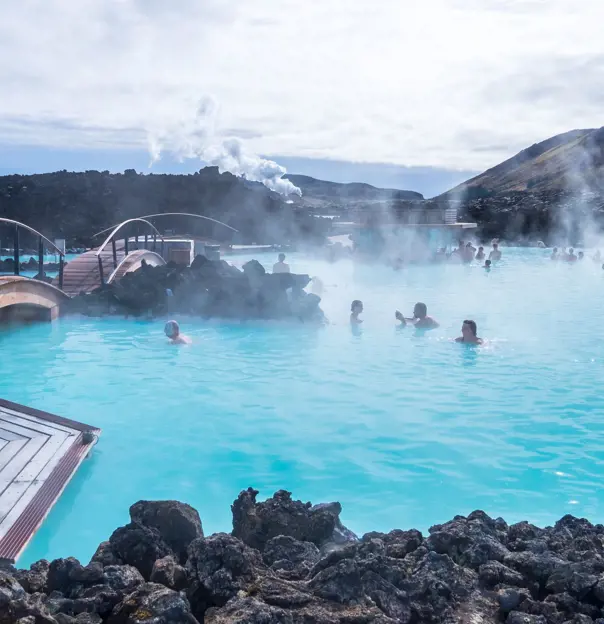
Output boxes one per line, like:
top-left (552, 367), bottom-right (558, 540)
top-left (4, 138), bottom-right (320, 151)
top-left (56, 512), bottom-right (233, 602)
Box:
top-left (0, 218), bottom-right (65, 256)
top-left (96, 218), bottom-right (165, 258)
top-left (92, 212), bottom-right (238, 239)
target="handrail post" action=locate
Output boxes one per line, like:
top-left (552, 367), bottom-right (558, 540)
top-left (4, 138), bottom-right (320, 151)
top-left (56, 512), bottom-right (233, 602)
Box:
top-left (13, 224), bottom-right (19, 276)
top-left (160, 239), bottom-right (165, 260)
top-left (98, 255), bottom-right (105, 286)
top-left (124, 236), bottom-right (129, 256)
top-left (38, 236), bottom-right (44, 278)
top-left (152, 234), bottom-right (157, 252)
top-left (144, 234), bottom-right (148, 250)
top-left (112, 238), bottom-right (118, 268)
top-left (135, 233), bottom-right (139, 249)
top-left (59, 254), bottom-right (64, 290)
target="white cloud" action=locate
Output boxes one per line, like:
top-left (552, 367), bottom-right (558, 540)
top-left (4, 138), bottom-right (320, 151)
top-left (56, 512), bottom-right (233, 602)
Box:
top-left (1, 0), bottom-right (603, 172)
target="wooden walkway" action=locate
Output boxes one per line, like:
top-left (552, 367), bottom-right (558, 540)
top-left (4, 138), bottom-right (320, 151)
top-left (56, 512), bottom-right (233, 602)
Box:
top-left (0, 398), bottom-right (100, 563)
top-left (55, 250), bottom-right (119, 297)
top-left (57, 249), bottom-right (166, 297)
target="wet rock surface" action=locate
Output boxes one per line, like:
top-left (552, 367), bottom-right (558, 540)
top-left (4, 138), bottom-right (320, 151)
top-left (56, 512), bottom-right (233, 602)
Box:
top-left (64, 256), bottom-right (324, 323)
top-left (7, 491), bottom-right (604, 623)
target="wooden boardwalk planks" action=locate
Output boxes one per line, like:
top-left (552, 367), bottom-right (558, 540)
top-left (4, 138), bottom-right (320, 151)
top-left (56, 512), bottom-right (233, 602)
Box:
top-left (56, 250), bottom-right (122, 297)
top-left (0, 398), bottom-right (100, 563)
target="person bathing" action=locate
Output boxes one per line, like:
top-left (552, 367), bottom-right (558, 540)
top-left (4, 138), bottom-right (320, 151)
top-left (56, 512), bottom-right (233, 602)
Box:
top-left (273, 253), bottom-right (290, 274)
top-left (455, 320), bottom-right (483, 344)
top-left (395, 302), bottom-right (439, 329)
top-left (164, 320), bottom-right (191, 345)
top-left (489, 243), bottom-right (502, 262)
top-left (350, 300), bottom-right (363, 325)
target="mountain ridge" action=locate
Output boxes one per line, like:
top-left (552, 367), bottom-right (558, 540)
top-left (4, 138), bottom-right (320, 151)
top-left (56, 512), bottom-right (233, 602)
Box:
top-left (441, 127), bottom-right (604, 198)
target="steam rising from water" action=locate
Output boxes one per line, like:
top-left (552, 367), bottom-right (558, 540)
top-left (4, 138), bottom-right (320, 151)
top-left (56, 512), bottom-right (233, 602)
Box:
top-left (146, 97), bottom-right (302, 197)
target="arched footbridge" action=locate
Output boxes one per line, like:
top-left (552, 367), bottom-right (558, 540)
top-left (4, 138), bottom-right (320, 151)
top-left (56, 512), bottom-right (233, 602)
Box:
top-left (58, 248), bottom-right (166, 296)
top-left (0, 276), bottom-right (69, 321)
top-left (56, 219), bottom-right (167, 296)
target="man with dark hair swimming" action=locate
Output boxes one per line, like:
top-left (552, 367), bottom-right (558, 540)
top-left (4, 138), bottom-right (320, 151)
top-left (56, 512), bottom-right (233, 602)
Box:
top-left (350, 300), bottom-right (363, 325)
top-left (395, 302), bottom-right (439, 329)
top-left (455, 320), bottom-right (483, 344)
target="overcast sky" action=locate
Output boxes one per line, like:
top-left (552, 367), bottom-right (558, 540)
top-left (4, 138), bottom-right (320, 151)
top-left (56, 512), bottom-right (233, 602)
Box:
top-left (0, 0), bottom-right (602, 196)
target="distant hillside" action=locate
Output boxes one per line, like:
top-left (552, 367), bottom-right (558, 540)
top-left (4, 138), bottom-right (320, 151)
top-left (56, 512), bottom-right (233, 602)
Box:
top-left (442, 128), bottom-right (604, 198)
top-left (286, 174), bottom-right (423, 211)
top-left (0, 167), bottom-right (328, 246)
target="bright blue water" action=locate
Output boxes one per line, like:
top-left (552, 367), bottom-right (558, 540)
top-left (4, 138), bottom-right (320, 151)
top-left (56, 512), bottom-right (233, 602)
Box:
top-left (2, 248), bottom-right (604, 566)
top-left (0, 254), bottom-right (80, 279)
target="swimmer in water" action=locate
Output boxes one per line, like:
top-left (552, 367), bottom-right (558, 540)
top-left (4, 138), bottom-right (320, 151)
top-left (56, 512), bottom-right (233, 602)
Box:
top-left (475, 246), bottom-right (485, 261)
top-left (484, 259), bottom-right (492, 271)
top-left (164, 320), bottom-right (191, 345)
top-left (489, 243), bottom-right (502, 262)
top-left (567, 248), bottom-right (577, 262)
top-left (395, 302), bottom-right (439, 329)
top-left (578, 251), bottom-right (584, 260)
top-left (455, 319), bottom-right (483, 344)
top-left (350, 300), bottom-right (363, 325)
top-left (550, 247), bottom-right (559, 261)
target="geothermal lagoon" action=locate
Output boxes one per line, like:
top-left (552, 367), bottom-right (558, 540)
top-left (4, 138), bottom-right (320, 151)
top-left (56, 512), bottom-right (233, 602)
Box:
top-left (1, 249), bottom-right (603, 567)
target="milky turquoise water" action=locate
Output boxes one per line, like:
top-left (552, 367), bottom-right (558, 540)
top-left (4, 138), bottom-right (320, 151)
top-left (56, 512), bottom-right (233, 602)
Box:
top-left (2, 248), bottom-right (604, 566)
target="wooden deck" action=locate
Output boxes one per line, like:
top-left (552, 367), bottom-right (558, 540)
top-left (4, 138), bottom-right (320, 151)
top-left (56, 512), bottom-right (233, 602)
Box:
top-left (55, 250), bottom-right (120, 297)
top-left (0, 398), bottom-right (100, 563)
top-left (57, 249), bottom-right (166, 297)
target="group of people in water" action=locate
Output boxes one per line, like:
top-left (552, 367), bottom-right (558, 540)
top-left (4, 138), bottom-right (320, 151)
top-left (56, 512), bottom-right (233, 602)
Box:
top-left (349, 300), bottom-right (483, 344)
top-left (549, 247), bottom-right (604, 265)
top-left (435, 241), bottom-right (502, 266)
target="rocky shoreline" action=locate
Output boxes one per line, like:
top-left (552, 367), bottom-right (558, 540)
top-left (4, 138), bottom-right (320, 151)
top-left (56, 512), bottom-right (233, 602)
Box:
top-left (3, 489), bottom-right (604, 623)
top-left (63, 256), bottom-right (324, 323)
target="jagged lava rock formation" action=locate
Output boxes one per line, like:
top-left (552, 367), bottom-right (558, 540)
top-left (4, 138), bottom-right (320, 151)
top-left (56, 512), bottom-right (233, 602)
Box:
top-left (4, 489), bottom-right (604, 623)
top-left (64, 256), bottom-right (323, 322)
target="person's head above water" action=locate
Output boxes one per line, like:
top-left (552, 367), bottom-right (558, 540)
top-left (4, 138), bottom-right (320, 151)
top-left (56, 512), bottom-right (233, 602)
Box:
top-left (462, 319), bottom-right (478, 338)
top-left (484, 259), bottom-right (492, 267)
top-left (493, 243), bottom-right (499, 250)
top-left (164, 320), bottom-right (180, 339)
top-left (278, 253), bottom-right (286, 262)
top-left (478, 246), bottom-right (484, 251)
top-left (413, 302), bottom-right (428, 319)
top-left (351, 300), bottom-right (363, 314)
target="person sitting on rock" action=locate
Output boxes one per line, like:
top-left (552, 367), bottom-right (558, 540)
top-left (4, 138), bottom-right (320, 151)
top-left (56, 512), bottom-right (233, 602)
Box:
top-left (455, 320), bottom-right (483, 344)
top-left (475, 246), bottom-right (485, 261)
top-left (164, 320), bottom-right (191, 345)
top-left (488, 243), bottom-right (502, 262)
top-left (273, 253), bottom-right (290, 274)
top-left (396, 302), bottom-right (439, 329)
top-left (350, 300), bottom-right (363, 325)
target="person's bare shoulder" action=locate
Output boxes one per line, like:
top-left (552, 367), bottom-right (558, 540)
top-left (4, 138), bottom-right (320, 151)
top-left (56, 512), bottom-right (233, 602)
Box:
top-left (172, 335), bottom-right (192, 345)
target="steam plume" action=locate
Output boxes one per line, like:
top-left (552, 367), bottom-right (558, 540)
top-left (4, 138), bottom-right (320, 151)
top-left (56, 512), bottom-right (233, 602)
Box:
top-left (147, 97), bottom-right (301, 197)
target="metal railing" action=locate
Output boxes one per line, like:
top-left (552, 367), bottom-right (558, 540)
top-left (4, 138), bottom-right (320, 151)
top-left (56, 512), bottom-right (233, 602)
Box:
top-left (92, 212), bottom-right (238, 240)
top-left (0, 218), bottom-right (66, 289)
top-left (95, 218), bottom-right (165, 286)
